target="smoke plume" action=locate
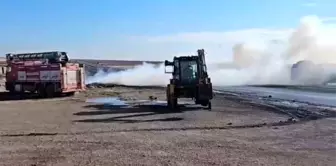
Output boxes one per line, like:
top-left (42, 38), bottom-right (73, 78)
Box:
top-left (87, 15), bottom-right (336, 87)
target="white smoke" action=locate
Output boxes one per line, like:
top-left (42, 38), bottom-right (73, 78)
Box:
top-left (87, 15), bottom-right (336, 87)
top-left (86, 63), bottom-right (170, 86)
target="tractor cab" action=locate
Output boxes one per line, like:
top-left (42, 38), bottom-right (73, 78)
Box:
top-left (165, 56), bottom-right (200, 85)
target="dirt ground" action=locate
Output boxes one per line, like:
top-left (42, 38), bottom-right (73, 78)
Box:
top-left (0, 86), bottom-right (335, 166)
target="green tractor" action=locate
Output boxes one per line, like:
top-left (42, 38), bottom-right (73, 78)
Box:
top-left (164, 49), bottom-right (213, 110)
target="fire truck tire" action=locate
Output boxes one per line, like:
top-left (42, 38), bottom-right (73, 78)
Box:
top-left (37, 86), bottom-right (46, 97)
top-left (5, 83), bottom-right (15, 94)
top-left (8, 87), bottom-right (15, 94)
top-left (45, 84), bottom-right (55, 98)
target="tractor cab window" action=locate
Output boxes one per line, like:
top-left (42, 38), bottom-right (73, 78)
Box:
top-left (59, 52), bottom-right (69, 62)
top-left (180, 60), bottom-right (198, 83)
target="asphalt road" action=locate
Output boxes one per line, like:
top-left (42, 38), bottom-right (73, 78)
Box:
top-left (215, 86), bottom-right (336, 107)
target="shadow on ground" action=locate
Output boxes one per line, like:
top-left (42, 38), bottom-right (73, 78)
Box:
top-left (0, 92), bottom-right (40, 101)
top-left (0, 91), bottom-right (72, 101)
top-left (73, 104), bottom-right (203, 123)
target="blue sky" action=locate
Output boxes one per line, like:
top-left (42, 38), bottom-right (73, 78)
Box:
top-left (0, 0), bottom-right (335, 60)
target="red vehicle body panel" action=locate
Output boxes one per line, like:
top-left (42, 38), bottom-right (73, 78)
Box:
top-left (6, 60), bottom-right (85, 94)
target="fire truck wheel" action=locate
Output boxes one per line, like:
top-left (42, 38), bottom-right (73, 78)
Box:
top-left (6, 83), bottom-right (15, 94)
top-left (37, 87), bottom-right (45, 98)
top-left (8, 89), bottom-right (15, 94)
top-left (45, 84), bottom-right (55, 98)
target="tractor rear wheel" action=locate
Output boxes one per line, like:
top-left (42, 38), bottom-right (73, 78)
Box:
top-left (171, 97), bottom-right (177, 109)
top-left (166, 87), bottom-right (171, 107)
top-left (200, 100), bottom-right (212, 110)
top-left (207, 101), bottom-right (212, 110)
top-left (166, 84), bottom-right (178, 110)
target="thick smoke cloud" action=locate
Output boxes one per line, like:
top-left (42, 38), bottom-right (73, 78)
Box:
top-left (87, 15), bottom-right (336, 86)
top-left (86, 63), bottom-right (170, 86)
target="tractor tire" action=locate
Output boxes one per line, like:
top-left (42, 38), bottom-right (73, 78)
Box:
top-left (207, 101), bottom-right (212, 110)
top-left (167, 94), bottom-right (178, 110)
top-left (200, 100), bottom-right (212, 110)
top-left (172, 97), bottom-right (178, 109)
top-left (166, 84), bottom-right (178, 110)
top-left (6, 83), bottom-right (15, 94)
top-left (166, 87), bottom-right (171, 108)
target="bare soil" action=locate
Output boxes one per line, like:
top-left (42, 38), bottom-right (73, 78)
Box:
top-left (0, 86), bottom-right (335, 166)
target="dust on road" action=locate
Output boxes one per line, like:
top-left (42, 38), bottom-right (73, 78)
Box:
top-left (0, 86), bottom-right (335, 166)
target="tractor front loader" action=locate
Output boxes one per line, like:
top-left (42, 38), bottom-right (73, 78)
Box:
top-left (164, 49), bottom-right (213, 110)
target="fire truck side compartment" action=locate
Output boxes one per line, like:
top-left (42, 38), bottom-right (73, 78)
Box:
top-left (5, 51), bottom-right (85, 96)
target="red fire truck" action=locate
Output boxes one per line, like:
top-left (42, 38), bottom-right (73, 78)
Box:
top-left (5, 51), bottom-right (86, 97)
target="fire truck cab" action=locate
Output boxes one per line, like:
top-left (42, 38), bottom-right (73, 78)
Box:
top-left (5, 51), bottom-right (86, 97)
